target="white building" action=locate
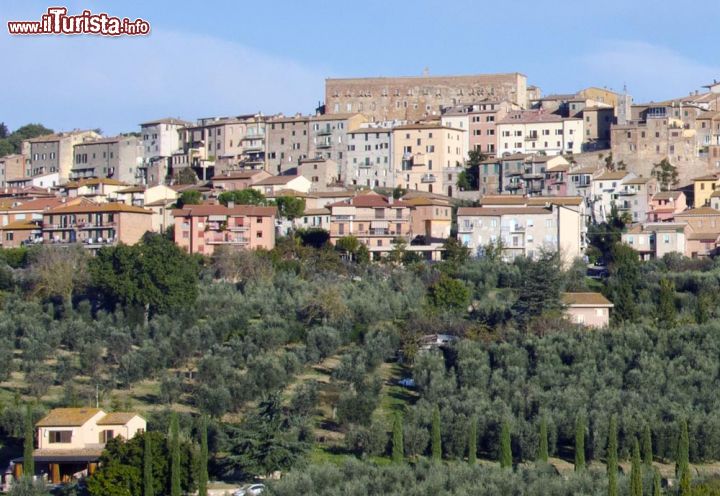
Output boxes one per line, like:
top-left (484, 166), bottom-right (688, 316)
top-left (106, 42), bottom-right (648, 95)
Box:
top-left (496, 110), bottom-right (584, 156)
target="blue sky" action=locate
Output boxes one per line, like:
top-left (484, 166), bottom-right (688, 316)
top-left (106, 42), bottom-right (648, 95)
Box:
top-left (2, 0), bottom-right (719, 135)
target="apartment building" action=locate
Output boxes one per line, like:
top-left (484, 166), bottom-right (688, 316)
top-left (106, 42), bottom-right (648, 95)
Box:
top-left (479, 153), bottom-right (569, 196)
top-left (622, 223), bottom-right (689, 260)
top-left (582, 106), bottom-right (615, 150)
top-left (8, 408), bottom-right (145, 486)
top-left (402, 195), bottom-right (452, 241)
top-left (0, 154), bottom-right (26, 186)
top-left (325, 73), bottom-right (530, 122)
top-left (496, 110), bottom-right (584, 156)
top-left (441, 100), bottom-right (518, 156)
top-left (457, 200), bottom-right (584, 265)
top-left (62, 178), bottom-right (129, 203)
top-left (71, 136), bottom-right (143, 183)
top-left (589, 171), bottom-right (638, 223)
top-left (308, 113), bottom-right (365, 180)
top-left (42, 202), bottom-right (154, 248)
top-left (612, 176), bottom-right (659, 223)
top-left (139, 117), bottom-right (190, 185)
top-left (25, 130), bottom-right (100, 181)
top-left (327, 192), bottom-right (407, 253)
top-left (173, 204), bottom-right (277, 255)
top-left (265, 114), bottom-right (311, 174)
top-left (345, 126), bottom-right (393, 189)
top-left (692, 173), bottom-right (720, 207)
top-left (392, 123), bottom-right (466, 197)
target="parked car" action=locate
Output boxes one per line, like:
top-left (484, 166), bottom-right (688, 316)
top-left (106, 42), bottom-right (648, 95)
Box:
top-left (233, 483), bottom-right (265, 496)
top-left (398, 377), bottom-right (416, 388)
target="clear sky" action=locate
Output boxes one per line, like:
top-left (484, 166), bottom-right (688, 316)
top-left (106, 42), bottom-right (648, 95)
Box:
top-left (2, 0), bottom-right (719, 135)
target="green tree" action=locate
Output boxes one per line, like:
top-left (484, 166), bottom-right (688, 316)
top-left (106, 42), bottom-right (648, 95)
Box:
top-left (23, 405), bottom-right (35, 479)
top-left (8, 477), bottom-right (50, 495)
top-left (642, 424), bottom-right (653, 466)
top-left (218, 189), bottom-right (267, 206)
top-left (143, 433), bottom-right (154, 496)
top-left (607, 415), bottom-right (618, 496)
top-left (574, 414), bottom-right (585, 472)
top-left (499, 419), bottom-right (512, 468)
top-left (676, 419), bottom-right (690, 481)
top-left (680, 468), bottom-right (691, 495)
top-left (537, 417), bottom-right (549, 463)
top-left (176, 190), bottom-right (202, 208)
top-left (275, 196), bottom-right (305, 220)
top-left (173, 168), bottom-right (198, 185)
top-left (607, 243), bottom-right (641, 323)
top-left (456, 149), bottom-right (487, 190)
top-left (511, 251), bottom-right (564, 329)
top-left (198, 416), bottom-right (208, 496)
top-left (392, 412), bottom-right (404, 464)
top-left (468, 417), bottom-right (477, 465)
top-left (336, 236), bottom-right (362, 262)
top-left (169, 414), bottom-right (181, 496)
top-left (441, 237), bottom-right (470, 267)
top-left (428, 274), bottom-right (470, 311)
top-left (657, 278), bottom-right (676, 327)
top-left (630, 438), bottom-right (642, 496)
top-left (27, 245), bottom-right (89, 311)
top-left (90, 233), bottom-right (200, 319)
top-left (431, 405), bottom-right (441, 462)
top-left (653, 469), bottom-right (661, 496)
top-left (652, 158), bottom-right (679, 192)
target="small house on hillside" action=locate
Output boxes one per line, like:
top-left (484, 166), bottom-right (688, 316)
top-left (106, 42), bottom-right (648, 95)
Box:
top-left (562, 292), bottom-right (613, 328)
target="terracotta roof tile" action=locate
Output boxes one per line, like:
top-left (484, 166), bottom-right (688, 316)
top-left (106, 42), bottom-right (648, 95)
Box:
top-left (562, 292), bottom-right (613, 307)
top-left (97, 412), bottom-right (142, 425)
top-left (36, 408), bottom-right (102, 427)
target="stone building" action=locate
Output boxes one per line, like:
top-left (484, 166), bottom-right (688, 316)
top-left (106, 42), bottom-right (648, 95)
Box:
top-left (308, 113), bottom-right (365, 180)
top-left (71, 136), bottom-right (143, 183)
top-left (325, 73), bottom-right (530, 122)
top-left (25, 130), bottom-right (101, 182)
top-left (265, 114), bottom-right (312, 175)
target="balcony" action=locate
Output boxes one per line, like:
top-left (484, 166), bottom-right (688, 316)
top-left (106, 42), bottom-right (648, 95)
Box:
top-left (458, 223), bottom-right (474, 232)
top-left (506, 182), bottom-right (522, 191)
top-left (316, 141), bottom-right (332, 149)
top-left (206, 236), bottom-right (249, 245)
top-left (510, 224), bottom-right (525, 232)
top-left (524, 135), bottom-right (539, 141)
top-left (358, 161), bottom-right (372, 169)
top-left (315, 129), bottom-right (332, 136)
top-left (421, 174), bottom-right (437, 183)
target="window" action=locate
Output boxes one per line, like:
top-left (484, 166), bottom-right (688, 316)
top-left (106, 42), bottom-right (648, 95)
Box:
top-left (256, 232), bottom-right (263, 238)
top-left (49, 431), bottom-right (72, 443)
top-left (100, 430), bottom-right (115, 443)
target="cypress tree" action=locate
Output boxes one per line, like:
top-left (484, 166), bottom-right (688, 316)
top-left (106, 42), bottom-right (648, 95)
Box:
top-left (392, 412), bottom-right (404, 464)
top-left (170, 414), bottom-right (181, 496)
top-left (144, 433), bottom-right (154, 496)
top-left (607, 416), bottom-right (618, 496)
top-left (680, 468), bottom-right (692, 495)
top-left (653, 469), bottom-right (661, 496)
top-left (23, 405), bottom-right (34, 479)
top-left (499, 419), bottom-right (512, 469)
top-left (630, 438), bottom-right (642, 496)
top-left (537, 417), bottom-right (549, 463)
top-left (468, 417), bottom-right (477, 465)
top-left (658, 278), bottom-right (676, 327)
top-left (574, 414), bottom-right (586, 472)
top-left (431, 405), bottom-right (441, 462)
top-left (676, 418), bottom-right (689, 481)
top-left (642, 424), bottom-right (653, 466)
top-left (198, 415), bottom-right (209, 496)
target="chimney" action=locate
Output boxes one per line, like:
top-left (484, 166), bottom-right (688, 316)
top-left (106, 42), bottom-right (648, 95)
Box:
top-left (227, 200), bottom-right (235, 209)
top-left (388, 196), bottom-right (394, 205)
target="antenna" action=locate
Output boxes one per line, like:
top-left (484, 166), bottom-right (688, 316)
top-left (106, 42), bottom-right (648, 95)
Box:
top-left (95, 384), bottom-right (99, 408)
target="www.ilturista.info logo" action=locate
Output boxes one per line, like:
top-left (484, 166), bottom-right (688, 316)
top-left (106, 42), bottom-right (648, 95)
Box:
top-left (7, 7), bottom-right (150, 36)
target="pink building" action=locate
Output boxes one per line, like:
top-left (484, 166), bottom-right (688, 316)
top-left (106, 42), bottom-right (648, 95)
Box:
top-left (173, 204), bottom-right (277, 255)
top-left (545, 161), bottom-right (569, 196)
top-left (647, 191), bottom-right (687, 222)
top-left (441, 100), bottom-right (517, 156)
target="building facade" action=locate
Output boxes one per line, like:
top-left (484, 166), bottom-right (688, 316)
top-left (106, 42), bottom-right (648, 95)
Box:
top-left (71, 136), bottom-right (143, 183)
top-left (496, 111), bottom-right (584, 156)
top-left (325, 73), bottom-right (530, 122)
top-left (26, 131), bottom-right (100, 181)
top-left (345, 126), bottom-right (393, 188)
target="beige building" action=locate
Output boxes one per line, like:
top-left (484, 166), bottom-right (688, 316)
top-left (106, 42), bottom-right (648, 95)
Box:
top-left (622, 222), bottom-right (689, 260)
top-left (252, 175), bottom-right (313, 195)
top-left (392, 123), bottom-right (467, 197)
top-left (211, 170), bottom-right (272, 192)
top-left (325, 73), bottom-right (530, 121)
top-left (562, 292), bottom-right (613, 328)
top-left (497, 110), bottom-right (584, 156)
top-left (12, 408), bottom-right (146, 486)
top-left (0, 154), bottom-right (27, 186)
top-left (26, 131), bottom-right (101, 181)
top-left (71, 136), bottom-right (143, 183)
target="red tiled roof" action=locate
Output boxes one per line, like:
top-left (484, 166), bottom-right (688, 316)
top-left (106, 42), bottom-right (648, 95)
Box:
top-left (48, 202), bottom-right (152, 215)
top-left (562, 292), bottom-right (613, 307)
top-left (458, 206), bottom-right (551, 216)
